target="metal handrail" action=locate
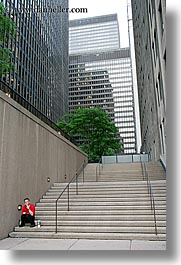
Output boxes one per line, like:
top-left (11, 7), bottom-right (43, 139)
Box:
top-left (140, 158), bottom-right (145, 181)
top-left (55, 160), bottom-right (87, 233)
top-left (143, 162), bottom-right (158, 235)
top-left (96, 155), bottom-right (103, 181)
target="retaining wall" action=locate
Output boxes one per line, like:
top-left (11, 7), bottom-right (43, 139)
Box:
top-left (0, 90), bottom-right (88, 239)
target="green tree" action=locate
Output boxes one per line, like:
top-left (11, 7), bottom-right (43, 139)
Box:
top-left (57, 108), bottom-right (123, 161)
top-left (0, 3), bottom-right (16, 75)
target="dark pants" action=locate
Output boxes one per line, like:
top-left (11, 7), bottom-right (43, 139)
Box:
top-left (21, 214), bottom-right (35, 226)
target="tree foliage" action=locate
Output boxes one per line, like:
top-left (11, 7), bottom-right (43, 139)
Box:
top-left (0, 3), bottom-right (16, 75)
top-left (57, 108), bottom-right (123, 161)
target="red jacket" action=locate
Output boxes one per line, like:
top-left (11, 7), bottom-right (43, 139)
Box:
top-left (22, 204), bottom-right (35, 216)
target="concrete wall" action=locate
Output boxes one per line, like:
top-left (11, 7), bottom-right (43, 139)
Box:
top-left (0, 90), bottom-right (88, 239)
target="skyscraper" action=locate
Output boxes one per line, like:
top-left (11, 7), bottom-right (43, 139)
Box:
top-left (0, 0), bottom-right (69, 123)
top-left (69, 14), bottom-right (120, 54)
top-left (69, 15), bottom-right (137, 154)
top-left (131, 0), bottom-right (166, 163)
top-left (69, 64), bottom-right (115, 121)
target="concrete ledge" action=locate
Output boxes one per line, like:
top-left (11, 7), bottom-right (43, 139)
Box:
top-left (0, 90), bottom-right (87, 156)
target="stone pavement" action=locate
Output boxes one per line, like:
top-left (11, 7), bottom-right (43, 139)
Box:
top-left (0, 237), bottom-right (166, 250)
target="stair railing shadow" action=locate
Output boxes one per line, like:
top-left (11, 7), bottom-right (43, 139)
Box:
top-left (141, 161), bottom-right (158, 235)
top-left (95, 155), bottom-right (104, 181)
top-left (55, 160), bottom-right (88, 233)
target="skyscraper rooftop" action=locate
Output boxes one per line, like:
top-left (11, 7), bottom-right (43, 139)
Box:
top-left (69, 14), bottom-right (120, 54)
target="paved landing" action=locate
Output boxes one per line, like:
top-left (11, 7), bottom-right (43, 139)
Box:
top-left (0, 237), bottom-right (166, 250)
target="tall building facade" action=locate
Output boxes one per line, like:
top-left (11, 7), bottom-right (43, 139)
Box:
top-left (69, 14), bottom-right (120, 54)
top-left (0, 0), bottom-right (69, 123)
top-left (69, 15), bottom-right (137, 154)
top-left (131, 0), bottom-right (166, 163)
top-left (69, 64), bottom-right (115, 122)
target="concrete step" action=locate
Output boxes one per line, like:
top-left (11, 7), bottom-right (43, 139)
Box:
top-left (50, 188), bottom-right (166, 193)
top-left (40, 197), bottom-right (166, 203)
top-left (46, 191), bottom-right (166, 196)
top-left (44, 193), bottom-right (165, 199)
top-left (100, 167), bottom-right (164, 171)
top-left (102, 164), bottom-right (142, 168)
top-left (50, 180), bottom-right (165, 187)
top-left (45, 188), bottom-right (166, 194)
top-left (98, 173), bottom-right (164, 177)
top-left (43, 193), bottom-right (166, 200)
top-left (36, 202), bottom-right (166, 208)
top-left (35, 210), bottom-right (166, 215)
top-left (13, 225), bottom-right (166, 234)
top-left (99, 170), bottom-right (163, 175)
top-left (97, 176), bottom-right (166, 180)
top-left (95, 179), bottom-right (166, 183)
top-left (39, 198), bottom-right (166, 205)
top-left (36, 201), bottom-right (166, 211)
top-left (53, 180), bottom-right (166, 186)
top-left (97, 176), bottom-right (166, 179)
top-left (32, 220), bottom-right (166, 227)
top-left (8, 231), bottom-right (166, 241)
top-left (35, 215), bottom-right (166, 221)
top-left (53, 180), bottom-right (166, 185)
top-left (47, 190), bottom-right (166, 196)
top-left (50, 185), bottom-right (165, 190)
top-left (36, 215), bottom-right (166, 223)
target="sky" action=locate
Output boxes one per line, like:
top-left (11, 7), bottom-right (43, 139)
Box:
top-left (69, 0), bottom-right (129, 48)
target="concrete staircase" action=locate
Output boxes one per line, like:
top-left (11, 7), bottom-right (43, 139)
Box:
top-left (83, 162), bottom-right (166, 182)
top-left (9, 162), bottom-right (166, 240)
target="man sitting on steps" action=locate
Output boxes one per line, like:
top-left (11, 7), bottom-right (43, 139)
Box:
top-left (19, 198), bottom-right (35, 227)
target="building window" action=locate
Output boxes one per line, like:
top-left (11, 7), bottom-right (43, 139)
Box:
top-left (158, 72), bottom-right (164, 104)
top-left (163, 49), bottom-right (166, 70)
top-left (160, 122), bottom-right (165, 154)
top-left (158, 0), bottom-right (164, 36)
top-left (152, 29), bottom-right (159, 65)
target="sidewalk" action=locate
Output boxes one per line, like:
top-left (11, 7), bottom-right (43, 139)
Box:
top-left (0, 237), bottom-right (166, 250)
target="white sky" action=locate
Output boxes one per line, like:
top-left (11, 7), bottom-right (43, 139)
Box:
top-left (69, 0), bottom-right (129, 48)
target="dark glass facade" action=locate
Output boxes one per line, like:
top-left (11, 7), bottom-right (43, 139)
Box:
top-left (69, 64), bottom-right (115, 122)
top-left (0, 0), bottom-right (69, 123)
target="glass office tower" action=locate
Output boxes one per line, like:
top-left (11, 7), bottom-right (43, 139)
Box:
top-left (69, 14), bottom-right (120, 54)
top-left (69, 15), bottom-right (137, 154)
top-left (69, 64), bottom-right (115, 122)
top-left (0, 0), bottom-right (69, 123)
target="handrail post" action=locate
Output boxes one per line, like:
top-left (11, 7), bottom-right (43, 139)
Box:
top-left (68, 184), bottom-right (70, 211)
top-left (96, 156), bottom-right (102, 182)
top-left (76, 172), bottom-right (78, 195)
top-left (152, 198), bottom-right (158, 235)
top-left (55, 200), bottom-right (58, 233)
top-left (83, 162), bottom-right (85, 183)
top-left (96, 166), bottom-right (98, 182)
